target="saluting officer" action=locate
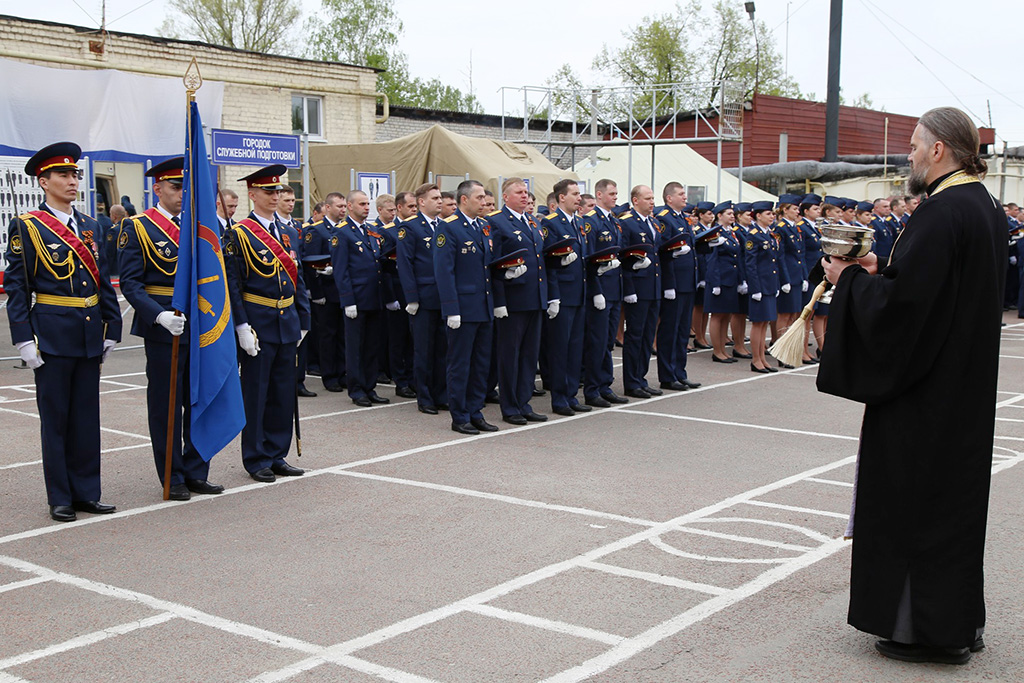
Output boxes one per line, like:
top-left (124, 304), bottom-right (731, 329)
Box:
top-left (117, 157), bottom-right (224, 500)
top-left (4, 142), bottom-right (122, 522)
top-left (619, 185), bottom-right (664, 399)
top-left (222, 164), bottom-right (309, 482)
top-left (488, 177), bottom-right (548, 425)
top-left (433, 180), bottom-right (498, 435)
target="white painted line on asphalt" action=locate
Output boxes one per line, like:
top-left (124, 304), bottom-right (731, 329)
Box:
top-left (0, 460), bottom-right (41, 471)
top-left (540, 538), bottom-right (850, 683)
top-left (742, 500), bottom-right (849, 519)
top-left (996, 393), bottom-right (1024, 408)
top-left (623, 409), bottom-right (860, 442)
top-left (996, 416), bottom-right (1024, 423)
top-left (805, 476), bottom-right (855, 488)
top-left (329, 656), bottom-right (443, 683)
top-left (0, 612), bottom-right (177, 670)
top-left (0, 576), bottom-right (50, 594)
top-left (467, 604), bottom-right (626, 646)
top-left (327, 470), bottom-right (659, 527)
top-left (579, 561), bottom-right (729, 596)
top-left (99, 379), bottom-right (147, 389)
top-left (672, 526), bottom-right (814, 553)
top-left (101, 443), bottom-right (150, 454)
top-left (0, 405), bottom-right (150, 440)
top-left (994, 435), bottom-right (1024, 442)
top-left (0, 370), bottom-right (146, 391)
top-left (999, 354), bottom-right (1024, 359)
top-left (649, 537), bottom-right (789, 564)
top-left (0, 671), bottom-right (30, 683)
top-left (0, 384), bottom-right (148, 405)
top-left (246, 657), bottom-right (326, 683)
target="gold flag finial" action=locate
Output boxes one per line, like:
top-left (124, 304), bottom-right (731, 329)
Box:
top-left (184, 57), bottom-right (203, 94)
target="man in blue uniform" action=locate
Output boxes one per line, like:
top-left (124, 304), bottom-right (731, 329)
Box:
top-left (655, 181), bottom-right (702, 391)
top-left (583, 179), bottom-right (629, 407)
top-left (541, 179), bottom-right (592, 416)
top-left (117, 157), bottom-right (224, 501)
top-left (304, 192), bottom-right (346, 392)
top-left (4, 142), bottom-right (122, 521)
top-left (620, 185), bottom-right (664, 399)
top-left (222, 164), bottom-right (309, 483)
top-left (376, 197), bottom-right (415, 399)
top-left (871, 197), bottom-right (897, 262)
top-left (276, 186), bottom-right (316, 398)
top-left (433, 180), bottom-right (498, 435)
top-left (488, 177), bottom-right (547, 425)
top-left (397, 184), bottom-right (449, 414)
top-left (332, 190), bottom-right (388, 407)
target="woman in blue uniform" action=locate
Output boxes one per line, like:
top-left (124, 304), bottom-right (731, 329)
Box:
top-left (705, 201), bottom-right (743, 363)
top-left (773, 195), bottom-right (806, 366)
top-left (797, 194), bottom-right (823, 364)
top-left (744, 201), bottom-right (788, 373)
top-left (730, 203), bottom-right (754, 360)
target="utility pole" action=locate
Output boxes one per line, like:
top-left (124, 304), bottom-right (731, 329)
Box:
top-left (824, 0), bottom-right (843, 162)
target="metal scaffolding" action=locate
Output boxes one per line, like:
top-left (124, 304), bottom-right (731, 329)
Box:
top-left (499, 81), bottom-right (746, 201)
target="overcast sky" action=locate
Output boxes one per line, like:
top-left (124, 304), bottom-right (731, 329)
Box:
top-left (8, 0), bottom-right (1024, 146)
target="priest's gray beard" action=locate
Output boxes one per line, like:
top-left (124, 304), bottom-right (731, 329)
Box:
top-left (908, 164), bottom-right (930, 195)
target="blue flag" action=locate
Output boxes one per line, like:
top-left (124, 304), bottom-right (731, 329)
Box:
top-left (173, 101), bottom-right (245, 461)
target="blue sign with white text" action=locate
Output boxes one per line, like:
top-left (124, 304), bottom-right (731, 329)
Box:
top-left (210, 129), bottom-right (301, 168)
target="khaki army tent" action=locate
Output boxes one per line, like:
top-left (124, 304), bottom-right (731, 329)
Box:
top-left (308, 124), bottom-right (576, 202)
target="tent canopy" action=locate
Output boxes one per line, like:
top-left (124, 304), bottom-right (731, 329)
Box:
top-left (572, 143), bottom-right (777, 203)
top-left (308, 124), bottom-right (576, 202)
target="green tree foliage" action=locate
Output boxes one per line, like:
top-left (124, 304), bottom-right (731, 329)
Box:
top-left (305, 0), bottom-right (481, 112)
top-left (159, 0), bottom-right (301, 54)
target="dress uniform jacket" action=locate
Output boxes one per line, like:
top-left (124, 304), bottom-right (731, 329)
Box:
top-left (704, 226), bottom-right (744, 314)
top-left (775, 218), bottom-right (805, 314)
top-left (619, 211), bottom-right (662, 392)
top-left (583, 207), bottom-right (626, 399)
top-left (540, 210), bottom-right (591, 307)
top-left (871, 215), bottom-right (896, 261)
top-left (396, 213), bottom-right (443, 310)
top-left (332, 217), bottom-right (384, 400)
top-left (619, 212), bottom-right (663, 300)
top-left (5, 203), bottom-right (122, 506)
top-left (743, 225), bottom-right (789, 322)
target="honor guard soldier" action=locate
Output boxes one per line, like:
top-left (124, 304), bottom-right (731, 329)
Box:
top-left (332, 190), bottom-right (389, 407)
top-left (655, 182), bottom-right (702, 390)
top-left (222, 164), bottom-right (310, 482)
top-left (433, 180), bottom-right (498, 435)
top-left (304, 192), bottom-right (347, 393)
top-left (4, 142), bottom-right (122, 522)
top-left (117, 157), bottom-right (224, 500)
top-left (541, 179), bottom-right (592, 416)
top-left (488, 177), bottom-right (548, 425)
top-left (397, 184), bottom-right (449, 414)
top-left (619, 185), bottom-right (664, 399)
top-left (582, 179), bottom-right (629, 407)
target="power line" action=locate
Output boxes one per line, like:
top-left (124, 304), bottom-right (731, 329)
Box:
top-left (70, 0), bottom-right (100, 26)
top-left (107, 0), bottom-right (163, 27)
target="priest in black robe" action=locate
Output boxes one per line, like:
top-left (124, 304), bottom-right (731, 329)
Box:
top-left (818, 107), bottom-right (1006, 665)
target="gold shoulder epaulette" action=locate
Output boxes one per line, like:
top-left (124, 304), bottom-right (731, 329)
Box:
top-left (545, 212), bottom-right (558, 220)
top-left (383, 222), bottom-right (395, 229)
top-left (488, 209), bottom-right (501, 217)
top-left (620, 212), bottom-right (633, 219)
top-left (443, 215), bottom-right (459, 223)
top-left (585, 209), bottom-right (597, 217)
top-left (658, 208), bottom-right (669, 217)
top-left (750, 227), bottom-right (759, 234)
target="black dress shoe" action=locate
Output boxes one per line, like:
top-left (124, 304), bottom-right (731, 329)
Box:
top-left (377, 373), bottom-right (393, 384)
top-left (523, 411), bottom-right (548, 422)
top-left (72, 500), bottom-right (116, 514)
top-left (802, 357), bottom-right (819, 365)
top-left (451, 422), bottom-right (480, 435)
top-left (470, 417), bottom-right (499, 432)
top-left (659, 381), bottom-right (687, 391)
top-left (484, 392), bottom-right (500, 404)
top-left (643, 386), bottom-right (663, 396)
top-left (602, 391), bottom-right (629, 404)
top-left (712, 355), bottom-right (737, 363)
top-left (368, 392), bottom-right (390, 404)
top-left (307, 367), bottom-right (322, 377)
top-left (185, 479), bottom-right (225, 495)
top-left (732, 349), bottom-right (753, 359)
top-left (168, 484), bottom-right (191, 501)
top-left (624, 388), bottom-right (652, 399)
top-left (418, 405), bottom-right (439, 415)
top-left (352, 396), bottom-right (372, 407)
top-left (532, 387), bottom-right (546, 396)
top-left (324, 382), bottom-right (344, 393)
top-left (585, 396), bottom-right (611, 408)
top-left (503, 414), bottom-right (528, 425)
top-left (681, 379), bottom-right (702, 389)
top-left (437, 403), bottom-right (449, 410)
top-left (395, 386), bottom-right (417, 399)
top-left (750, 363), bottom-right (770, 374)
top-left (49, 505), bottom-right (76, 522)
top-left (271, 461), bottom-right (304, 476)
top-left (971, 636), bottom-right (985, 652)
top-left (552, 406), bottom-right (575, 416)
top-left (766, 366), bottom-right (779, 373)
top-left (297, 384), bottom-right (318, 397)
top-left (777, 361), bottom-right (795, 369)
top-left (874, 640), bottom-right (970, 665)
top-left (570, 403), bottom-right (592, 412)
top-left (250, 468), bottom-right (276, 483)
top-left (693, 341), bottom-right (712, 349)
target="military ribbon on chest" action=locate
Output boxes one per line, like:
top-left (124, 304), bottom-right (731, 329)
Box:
top-left (237, 218), bottom-right (298, 286)
top-left (25, 210), bottom-right (101, 286)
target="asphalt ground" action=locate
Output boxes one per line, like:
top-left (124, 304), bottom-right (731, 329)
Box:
top-left (1, 293), bottom-right (1023, 683)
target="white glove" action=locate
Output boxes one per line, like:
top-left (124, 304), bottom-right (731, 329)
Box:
top-left (1012, 256), bottom-right (1018, 265)
top-left (597, 259), bottom-right (621, 275)
top-left (547, 300), bottom-right (560, 319)
top-left (236, 323), bottom-right (260, 357)
top-left (560, 252), bottom-right (578, 266)
top-left (781, 283), bottom-right (791, 294)
top-left (698, 280), bottom-right (706, 289)
top-left (102, 339), bottom-right (117, 362)
top-left (319, 265), bottom-right (334, 276)
top-left (447, 315), bottom-right (461, 329)
top-left (752, 292), bottom-right (763, 302)
top-left (624, 294), bottom-right (638, 304)
top-left (505, 265), bottom-right (527, 280)
top-left (406, 302), bottom-right (420, 316)
top-left (345, 305), bottom-right (358, 319)
top-left (632, 256), bottom-right (651, 271)
top-left (664, 288), bottom-right (677, 300)
top-left (312, 298), bottom-right (327, 305)
top-left (593, 294), bottom-right (606, 310)
top-left (299, 329), bottom-right (308, 344)
top-left (711, 287), bottom-right (721, 296)
top-left (494, 306), bottom-right (509, 318)
top-left (17, 340), bottom-right (44, 369)
top-left (710, 236), bottom-right (726, 247)
top-left (386, 301), bottom-right (400, 311)
top-left (738, 281), bottom-right (749, 295)
top-left (680, 244), bottom-right (691, 255)
top-left (156, 311), bottom-right (186, 336)
top-left (802, 280), bottom-right (809, 292)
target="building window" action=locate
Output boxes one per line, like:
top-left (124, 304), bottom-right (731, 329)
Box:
top-left (292, 95), bottom-right (323, 139)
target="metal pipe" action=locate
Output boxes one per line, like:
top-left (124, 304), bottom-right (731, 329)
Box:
top-left (883, 117), bottom-right (889, 179)
top-left (824, 0), bottom-right (843, 162)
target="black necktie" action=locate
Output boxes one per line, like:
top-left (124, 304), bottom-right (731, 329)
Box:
top-left (172, 216), bottom-right (181, 226)
top-left (67, 216), bottom-right (76, 236)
